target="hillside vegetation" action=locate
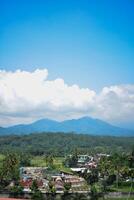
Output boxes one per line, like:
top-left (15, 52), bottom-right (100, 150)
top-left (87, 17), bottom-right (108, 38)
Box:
top-left (0, 132), bottom-right (133, 156)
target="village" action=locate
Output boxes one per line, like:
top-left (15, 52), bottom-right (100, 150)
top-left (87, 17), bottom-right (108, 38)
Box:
top-left (19, 153), bottom-right (110, 193)
top-left (0, 150), bottom-right (133, 200)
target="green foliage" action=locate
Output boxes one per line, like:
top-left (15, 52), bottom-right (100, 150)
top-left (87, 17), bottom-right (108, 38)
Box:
top-left (90, 185), bottom-right (99, 200)
top-left (0, 152), bottom-right (32, 190)
top-left (64, 149), bottom-right (78, 167)
top-left (0, 153), bottom-right (20, 183)
top-left (31, 190), bottom-right (44, 200)
top-left (19, 152), bottom-right (31, 167)
top-left (30, 180), bottom-right (44, 200)
top-left (48, 181), bottom-right (56, 194)
top-left (82, 168), bottom-right (99, 185)
top-left (45, 155), bottom-right (54, 168)
top-left (106, 174), bottom-right (116, 185)
top-left (30, 180), bottom-right (39, 192)
top-left (64, 182), bottom-right (71, 193)
top-left (0, 133), bottom-right (133, 156)
top-left (10, 185), bottom-right (24, 198)
top-left (128, 146), bottom-right (134, 168)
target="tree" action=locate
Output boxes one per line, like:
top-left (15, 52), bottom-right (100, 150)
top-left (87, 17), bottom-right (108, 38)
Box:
top-left (128, 146), bottom-right (134, 168)
top-left (64, 182), bottom-right (71, 193)
top-left (64, 149), bottom-right (78, 167)
top-left (19, 152), bottom-right (31, 167)
top-left (61, 182), bottom-right (71, 200)
top-left (31, 190), bottom-right (44, 200)
top-left (111, 153), bottom-right (124, 188)
top-left (30, 180), bottom-right (39, 191)
top-left (90, 185), bottom-right (99, 200)
top-left (45, 155), bottom-right (54, 168)
top-left (82, 168), bottom-right (98, 185)
top-left (48, 181), bottom-right (56, 194)
top-left (1, 153), bottom-right (20, 184)
top-left (106, 174), bottom-right (116, 185)
top-left (10, 185), bottom-right (24, 198)
top-left (30, 180), bottom-right (44, 200)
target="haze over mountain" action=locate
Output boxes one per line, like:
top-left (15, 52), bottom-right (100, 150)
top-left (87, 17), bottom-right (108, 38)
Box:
top-left (0, 117), bottom-right (133, 137)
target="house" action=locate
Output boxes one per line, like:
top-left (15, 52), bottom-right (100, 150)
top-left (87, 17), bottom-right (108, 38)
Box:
top-left (64, 175), bottom-right (85, 187)
top-left (85, 162), bottom-right (97, 169)
top-left (20, 167), bottom-right (47, 180)
top-left (55, 177), bottom-right (64, 191)
top-left (52, 174), bottom-right (86, 190)
top-left (77, 155), bottom-right (93, 166)
top-left (20, 167), bottom-right (49, 191)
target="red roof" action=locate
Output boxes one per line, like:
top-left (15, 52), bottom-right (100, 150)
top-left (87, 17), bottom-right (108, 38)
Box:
top-left (20, 179), bottom-right (43, 188)
top-left (20, 179), bottom-right (33, 188)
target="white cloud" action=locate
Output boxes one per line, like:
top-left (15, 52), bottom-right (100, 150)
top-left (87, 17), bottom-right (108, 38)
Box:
top-left (0, 68), bottom-right (134, 127)
top-left (95, 85), bottom-right (134, 123)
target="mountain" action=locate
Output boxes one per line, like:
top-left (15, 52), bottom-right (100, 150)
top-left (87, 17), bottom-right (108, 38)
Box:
top-left (0, 117), bottom-right (134, 136)
top-left (0, 119), bottom-right (59, 135)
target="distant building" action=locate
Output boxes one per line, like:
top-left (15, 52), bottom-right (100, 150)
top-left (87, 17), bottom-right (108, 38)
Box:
top-left (52, 174), bottom-right (86, 190)
top-left (77, 155), bottom-right (93, 166)
top-left (20, 167), bottom-right (48, 191)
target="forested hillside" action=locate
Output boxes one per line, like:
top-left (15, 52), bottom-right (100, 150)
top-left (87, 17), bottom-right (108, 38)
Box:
top-left (0, 132), bottom-right (133, 156)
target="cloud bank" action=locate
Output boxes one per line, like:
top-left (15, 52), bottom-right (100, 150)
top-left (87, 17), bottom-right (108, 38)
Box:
top-left (0, 69), bottom-right (134, 127)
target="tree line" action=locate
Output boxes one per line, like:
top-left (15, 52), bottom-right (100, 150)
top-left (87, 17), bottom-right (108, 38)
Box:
top-left (0, 132), bottom-right (133, 156)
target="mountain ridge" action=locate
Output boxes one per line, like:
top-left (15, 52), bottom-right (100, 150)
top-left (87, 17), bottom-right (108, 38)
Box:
top-left (0, 116), bottom-right (134, 136)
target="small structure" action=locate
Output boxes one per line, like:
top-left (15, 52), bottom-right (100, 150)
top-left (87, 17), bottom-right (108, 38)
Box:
top-left (52, 174), bottom-right (86, 191)
top-left (85, 162), bottom-right (97, 169)
top-left (64, 175), bottom-right (85, 188)
top-left (70, 168), bottom-right (86, 173)
top-left (55, 177), bottom-right (64, 191)
top-left (77, 155), bottom-right (93, 166)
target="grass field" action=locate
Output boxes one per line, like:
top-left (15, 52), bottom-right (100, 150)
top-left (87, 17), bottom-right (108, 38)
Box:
top-left (31, 156), bottom-right (47, 167)
top-left (31, 156), bottom-right (72, 173)
top-left (31, 156), bottom-right (64, 167)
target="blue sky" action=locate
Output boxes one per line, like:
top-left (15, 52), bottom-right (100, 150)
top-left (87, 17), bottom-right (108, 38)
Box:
top-left (0, 0), bottom-right (134, 129)
top-left (0, 0), bottom-right (134, 91)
